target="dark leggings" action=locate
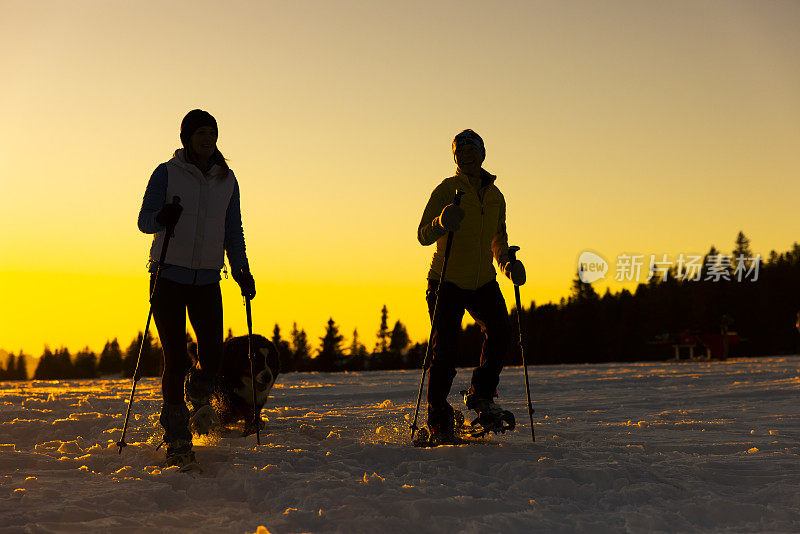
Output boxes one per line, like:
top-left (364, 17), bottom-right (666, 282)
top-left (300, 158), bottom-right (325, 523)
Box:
top-left (426, 279), bottom-right (511, 409)
top-left (150, 277), bottom-right (223, 405)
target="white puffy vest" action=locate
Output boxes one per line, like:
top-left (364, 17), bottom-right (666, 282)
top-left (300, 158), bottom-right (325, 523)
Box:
top-left (149, 154), bottom-right (235, 270)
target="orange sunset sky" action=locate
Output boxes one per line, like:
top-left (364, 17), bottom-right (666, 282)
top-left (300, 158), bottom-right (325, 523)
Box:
top-left (2, 1), bottom-right (800, 359)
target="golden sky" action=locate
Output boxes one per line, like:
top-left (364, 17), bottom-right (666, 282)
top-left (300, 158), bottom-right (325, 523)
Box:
top-left (2, 0), bottom-right (800, 357)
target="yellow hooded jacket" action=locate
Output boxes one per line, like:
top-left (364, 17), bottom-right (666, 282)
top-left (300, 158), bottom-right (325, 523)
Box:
top-left (418, 169), bottom-right (510, 290)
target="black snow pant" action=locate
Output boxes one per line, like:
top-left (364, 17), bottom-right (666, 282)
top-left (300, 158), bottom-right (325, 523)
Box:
top-left (150, 277), bottom-right (224, 406)
top-left (425, 279), bottom-right (510, 421)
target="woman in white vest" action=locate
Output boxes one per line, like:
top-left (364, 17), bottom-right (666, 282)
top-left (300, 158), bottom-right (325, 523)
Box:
top-left (138, 109), bottom-right (255, 468)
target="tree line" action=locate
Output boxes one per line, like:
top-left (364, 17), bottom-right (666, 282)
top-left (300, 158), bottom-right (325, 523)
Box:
top-left (501, 231), bottom-right (800, 366)
top-left (3, 231), bottom-right (800, 381)
top-left (2, 305), bottom-right (421, 380)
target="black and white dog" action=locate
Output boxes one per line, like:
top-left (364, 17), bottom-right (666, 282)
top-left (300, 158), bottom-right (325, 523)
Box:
top-left (190, 334), bottom-right (280, 433)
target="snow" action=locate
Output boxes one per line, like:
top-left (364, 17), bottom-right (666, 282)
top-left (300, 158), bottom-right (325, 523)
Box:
top-left (2, 357), bottom-right (800, 533)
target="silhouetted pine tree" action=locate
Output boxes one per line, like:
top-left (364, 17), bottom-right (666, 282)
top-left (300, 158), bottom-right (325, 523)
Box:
top-left (385, 320), bottom-right (411, 368)
top-left (97, 339), bottom-right (123, 375)
top-left (34, 347), bottom-right (55, 380)
top-left (405, 341), bottom-right (428, 368)
top-left (9, 353), bottom-right (27, 380)
top-left (1, 354), bottom-right (13, 381)
top-left (570, 271), bottom-right (599, 303)
top-left (317, 318), bottom-right (344, 372)
top-left (73, 347), bottom-right (98, 379)
top-left (290, 322), bottom-right (311, 371)
top-left (54, 348), bottom-right (74, 379)
top-left (389, 321), bottom-right (410, 354)
top-left (375, 305), bottom-right (389, 354)
top-left (32, 347), bottom-right (73, 380)
top-left (732, 231), bottom-right (752, 261)
top-left (123, 331), bottom-right (161, 378)
top-left (347, 329), bottom-right (368, 370)
top-left (271, 324), bottom-right (294, 373)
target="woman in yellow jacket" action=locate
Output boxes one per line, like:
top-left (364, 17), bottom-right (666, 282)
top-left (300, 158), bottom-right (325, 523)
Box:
top-left (417, 129), bottom-right (525, 444)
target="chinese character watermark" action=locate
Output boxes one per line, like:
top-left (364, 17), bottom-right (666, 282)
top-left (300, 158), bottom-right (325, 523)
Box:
top-left (579, 251), bottom-right (761, 283)
top-left (615, 254), bottom-right (644, 282)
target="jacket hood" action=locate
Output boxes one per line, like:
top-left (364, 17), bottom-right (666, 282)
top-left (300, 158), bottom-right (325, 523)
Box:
top-left (169, 148), bottom-right (224, 177)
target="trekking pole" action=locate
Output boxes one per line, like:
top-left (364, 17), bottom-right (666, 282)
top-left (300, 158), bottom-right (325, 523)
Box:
top-left (118, 196), bottom-right (181, 454)
top-left (508, 246), bottom-right (535, 442)
top-left (410, 189), bottom-right (464, 442)
top-left (245, 296), bottom-right (261, 445)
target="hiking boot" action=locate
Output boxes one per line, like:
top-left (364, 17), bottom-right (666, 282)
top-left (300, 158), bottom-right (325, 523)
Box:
top-left (426, 403), bottom-right (460, 445)
top-left (165, 440), bottom-right (200, 472)
top-left (462, 389), bottom-right (516, 435)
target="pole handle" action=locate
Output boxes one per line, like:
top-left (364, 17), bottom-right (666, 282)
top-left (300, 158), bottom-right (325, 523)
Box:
top-left (245, 297), bottom-right (253, 332)
top-left (508, 245), bottom-right (520, 262)
top-left (157, 196), bottom-right (182, 259)
top-left (453, 189), bottom-right (464, 206)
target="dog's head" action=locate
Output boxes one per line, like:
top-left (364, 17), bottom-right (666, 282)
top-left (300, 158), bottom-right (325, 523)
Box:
top-left (251, 336), bottom-right (281, 394)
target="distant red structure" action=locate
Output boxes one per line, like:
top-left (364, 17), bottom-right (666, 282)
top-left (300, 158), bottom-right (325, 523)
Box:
top-left (671, 329), bottom-right (740, 360)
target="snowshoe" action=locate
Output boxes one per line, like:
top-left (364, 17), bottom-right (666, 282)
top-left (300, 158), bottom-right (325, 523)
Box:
top-left (461, 390), bottom-right (516, 438)
top-left (166, 450), bottom-right (202, 473)
top-left (412, 403), bottom-right (464, 447)
top-left (242, 417), bottom-right (265, 437)
top-left (189, 404), bottom-right (220, 435)
top-left (162, 439), bottom-right (202, 473)
top-left (470, 408), bottom-right (516, 437)
top-left (412, 426), bottom-right (465, 447)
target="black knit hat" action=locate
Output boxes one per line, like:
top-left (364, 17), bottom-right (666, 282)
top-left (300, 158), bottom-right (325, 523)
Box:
top-left (452, 129), bottom-right (485, 158)
top-left (180, 109), bottom-right (217, 146)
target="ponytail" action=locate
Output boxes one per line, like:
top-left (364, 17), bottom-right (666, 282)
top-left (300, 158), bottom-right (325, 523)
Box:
top-left (212, 149), bottom-right (230, 178)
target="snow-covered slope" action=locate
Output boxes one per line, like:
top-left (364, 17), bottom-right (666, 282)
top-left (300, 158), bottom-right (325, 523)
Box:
top-left (2, 357), bottom-right (800, 533)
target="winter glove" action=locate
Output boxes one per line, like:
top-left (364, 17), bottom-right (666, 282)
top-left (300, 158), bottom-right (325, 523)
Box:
top-left (156, 202), bottom-right (183, 228)
top-left (437, 203), bottom-right (465, 232)
top-left (502, 259), bottom-right (526, 286)
top-left (234, 269), bottom-right (256, 300)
